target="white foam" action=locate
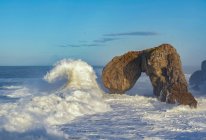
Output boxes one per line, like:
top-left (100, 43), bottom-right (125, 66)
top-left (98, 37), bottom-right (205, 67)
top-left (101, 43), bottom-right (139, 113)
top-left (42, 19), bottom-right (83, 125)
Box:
top-left (184, 73), bottom-right (191, 82)
top-left (1, 85), bottom-right (23, 90)
top-left (44, 59), bottom-right (99, 89)
top-left (101, 94), bottom-right (206, 139)
top-left (4, 86), bottom-right (31, 98)
top-left (0, 59), bottom-right (111, 138)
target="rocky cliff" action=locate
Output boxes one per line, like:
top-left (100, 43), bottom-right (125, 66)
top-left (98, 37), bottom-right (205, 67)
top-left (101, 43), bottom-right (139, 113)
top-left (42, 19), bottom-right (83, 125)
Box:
top-left (102, 44), bottom-right (197, 108)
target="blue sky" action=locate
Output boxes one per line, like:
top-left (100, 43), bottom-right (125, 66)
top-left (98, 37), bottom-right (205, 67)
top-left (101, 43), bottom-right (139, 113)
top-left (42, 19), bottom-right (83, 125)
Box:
top-left (0, 0), bottom-right (206, 66)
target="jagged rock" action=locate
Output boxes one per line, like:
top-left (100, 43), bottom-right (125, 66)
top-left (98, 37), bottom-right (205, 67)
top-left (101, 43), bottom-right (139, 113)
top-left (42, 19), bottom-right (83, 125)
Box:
top-left (190, 60), bottom-right (206, 90)
top-left (102, 44), bottom-right (197, 108)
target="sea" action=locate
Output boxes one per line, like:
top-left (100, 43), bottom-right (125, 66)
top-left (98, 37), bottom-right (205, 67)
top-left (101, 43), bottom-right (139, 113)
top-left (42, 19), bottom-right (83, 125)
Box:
top-left (0, 59), bottom-right (206, 140)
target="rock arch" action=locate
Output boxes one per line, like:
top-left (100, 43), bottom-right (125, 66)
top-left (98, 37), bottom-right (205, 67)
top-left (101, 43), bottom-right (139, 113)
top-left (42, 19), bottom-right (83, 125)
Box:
top-left (102, 44), bottom-right (197, 108)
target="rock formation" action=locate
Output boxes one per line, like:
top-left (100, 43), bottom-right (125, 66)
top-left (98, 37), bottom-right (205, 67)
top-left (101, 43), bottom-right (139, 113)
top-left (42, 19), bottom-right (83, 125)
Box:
top-left (102, 44), bottom-right (197, 108)
top-left (189, 60), bottom-right (206, 90)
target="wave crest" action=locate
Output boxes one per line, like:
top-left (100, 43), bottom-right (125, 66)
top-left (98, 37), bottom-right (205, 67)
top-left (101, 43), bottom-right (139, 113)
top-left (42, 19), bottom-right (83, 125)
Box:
top-left (44, 59), bottom-right (99, 89)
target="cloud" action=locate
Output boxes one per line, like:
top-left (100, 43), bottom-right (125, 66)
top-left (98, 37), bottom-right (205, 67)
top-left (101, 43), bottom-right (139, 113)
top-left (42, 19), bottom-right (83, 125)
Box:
top-left (83, 44), bottom-right (102, 47)
top-left (59, 38), bottom-right (119, 48)
top-left (93, 38), bottom-right (120, 43)
top-left (59, 44), bottom-right (81, 48)
top-left (59, 43), bottom-right (102, 48)
top-left (59, 31), bottom-right (158, 48)
top-left (79, 40), bottom-right (88, 43)
top-left (104, 31), bottom-right (158, 36)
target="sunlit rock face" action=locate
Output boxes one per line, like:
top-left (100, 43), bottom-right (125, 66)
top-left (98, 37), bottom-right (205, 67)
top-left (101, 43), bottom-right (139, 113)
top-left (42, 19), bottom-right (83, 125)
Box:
top-left (102, 51), bottom-right (142, 93)
top-left (189, 60), bottom-right (206, 91)
top-left (102, 44), bottom-right (197, 108)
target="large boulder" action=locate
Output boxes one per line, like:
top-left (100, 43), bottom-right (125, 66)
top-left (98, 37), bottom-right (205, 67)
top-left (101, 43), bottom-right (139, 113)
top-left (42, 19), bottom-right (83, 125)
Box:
top-left (102, 51), bottom-right (142, 93)
top-left (102, 44), bottom-right (197, 108)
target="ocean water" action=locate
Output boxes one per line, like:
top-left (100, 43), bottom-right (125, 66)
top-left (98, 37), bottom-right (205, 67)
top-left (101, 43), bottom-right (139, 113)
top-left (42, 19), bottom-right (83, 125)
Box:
top-left (0, 59), bottom-right (206, 140)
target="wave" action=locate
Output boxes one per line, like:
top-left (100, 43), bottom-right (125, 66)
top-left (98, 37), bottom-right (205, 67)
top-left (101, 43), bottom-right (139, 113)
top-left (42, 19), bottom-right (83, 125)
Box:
top-left (0, 59), bottom-right (111, 139)
top-left (0, 86), bottom-right (31, 98)
top-left (0, 85), bottom-right (23, 90)
top-left (44, 59), bottom-right (100, 90)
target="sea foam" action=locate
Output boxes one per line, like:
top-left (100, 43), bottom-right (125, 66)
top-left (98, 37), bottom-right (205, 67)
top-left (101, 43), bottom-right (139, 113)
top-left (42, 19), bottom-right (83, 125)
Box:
top-left (0, 59), bottom-right (111, 137)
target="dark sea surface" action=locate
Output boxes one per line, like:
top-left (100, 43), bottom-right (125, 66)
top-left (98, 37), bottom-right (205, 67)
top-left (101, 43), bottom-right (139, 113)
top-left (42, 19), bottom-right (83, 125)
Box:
top-left (0, 66), bottom-right (51, 78)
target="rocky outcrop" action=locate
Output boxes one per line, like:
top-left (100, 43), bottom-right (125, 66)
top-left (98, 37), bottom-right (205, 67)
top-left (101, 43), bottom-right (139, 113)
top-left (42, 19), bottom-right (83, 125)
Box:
top-left (102, 51), bottom-right (142, 93)
top-left (102, 44), bottom-right (197, 108)
top-left (189, 60), bottom-right (206, 90)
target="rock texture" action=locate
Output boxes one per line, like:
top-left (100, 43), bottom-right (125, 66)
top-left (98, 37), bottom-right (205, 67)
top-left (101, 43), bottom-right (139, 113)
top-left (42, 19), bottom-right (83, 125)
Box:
top-left (102, 44), bottom-right (197, 108)
top-left (189, 60), bottom-right (206, 90)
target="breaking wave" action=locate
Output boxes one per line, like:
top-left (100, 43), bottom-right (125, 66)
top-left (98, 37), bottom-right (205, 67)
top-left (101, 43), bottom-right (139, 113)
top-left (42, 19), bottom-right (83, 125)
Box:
top-left (0, 59), bottom-right (111, 139)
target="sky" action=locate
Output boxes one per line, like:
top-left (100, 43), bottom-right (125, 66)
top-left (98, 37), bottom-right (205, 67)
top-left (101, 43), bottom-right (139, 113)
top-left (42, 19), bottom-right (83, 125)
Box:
top-left (0, 0), bottom-right (206, 66)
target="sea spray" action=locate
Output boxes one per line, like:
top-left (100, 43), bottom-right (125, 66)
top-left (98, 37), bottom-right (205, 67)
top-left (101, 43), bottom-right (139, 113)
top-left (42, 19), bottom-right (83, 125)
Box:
top-left (44, 59), bottom-right (100, 91)
top-left (0, 59), bottom-right (111, 137)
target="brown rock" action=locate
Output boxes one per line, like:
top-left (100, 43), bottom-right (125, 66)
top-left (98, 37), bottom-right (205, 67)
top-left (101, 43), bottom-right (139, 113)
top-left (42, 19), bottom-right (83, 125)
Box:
top-left (102, 51), bottom-right (142, 93)
top-left (102, 44), bottom-right (197, 108)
